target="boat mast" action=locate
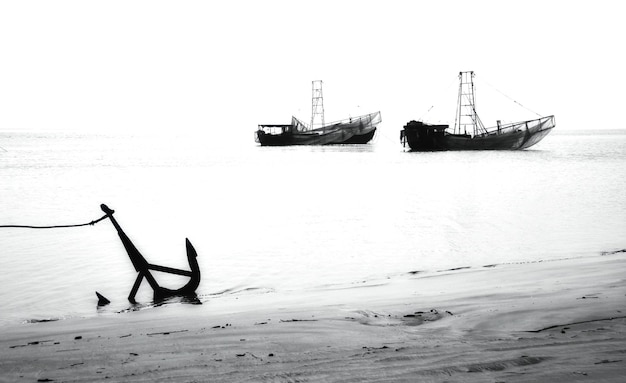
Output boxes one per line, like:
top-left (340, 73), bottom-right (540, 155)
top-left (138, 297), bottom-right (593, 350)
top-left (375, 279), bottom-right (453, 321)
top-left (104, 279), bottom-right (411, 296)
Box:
top-left (455, 71), bottom-right (486, 136)
top-left (311, 80), bottom-right (325, 132)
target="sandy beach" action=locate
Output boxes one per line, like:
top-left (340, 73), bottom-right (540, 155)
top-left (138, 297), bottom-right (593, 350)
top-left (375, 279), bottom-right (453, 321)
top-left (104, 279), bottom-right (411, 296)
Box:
top-left (2, 252), bottom-right (625, 382)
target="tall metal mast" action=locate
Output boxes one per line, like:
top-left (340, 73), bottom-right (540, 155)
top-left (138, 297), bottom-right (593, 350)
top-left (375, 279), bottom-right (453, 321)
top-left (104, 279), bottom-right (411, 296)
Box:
top-left (455, 71), bottom-right (486, 136)
top-left (311, 80), bottom-right (325, 131)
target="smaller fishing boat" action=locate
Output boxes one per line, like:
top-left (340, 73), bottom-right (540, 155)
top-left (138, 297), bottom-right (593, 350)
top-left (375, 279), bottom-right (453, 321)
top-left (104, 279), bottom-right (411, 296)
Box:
top-left (256, 81), bottom-right (382, 146)
top-left (400, 71), bottom-right (555, 151)
top-left (257, 113), bottom-right (381, 146)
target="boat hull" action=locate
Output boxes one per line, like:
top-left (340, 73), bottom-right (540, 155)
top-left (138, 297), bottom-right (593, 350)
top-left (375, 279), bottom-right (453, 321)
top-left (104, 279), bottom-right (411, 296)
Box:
top-left (256, 128), bottom-right (376, 146)
top-left (401, 116), bottom-right (555, 151)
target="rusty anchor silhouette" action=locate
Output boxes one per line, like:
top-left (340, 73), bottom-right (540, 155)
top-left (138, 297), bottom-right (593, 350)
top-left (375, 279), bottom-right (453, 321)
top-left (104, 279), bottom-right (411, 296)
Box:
top-left (100, 204), bottom-right (201, 303)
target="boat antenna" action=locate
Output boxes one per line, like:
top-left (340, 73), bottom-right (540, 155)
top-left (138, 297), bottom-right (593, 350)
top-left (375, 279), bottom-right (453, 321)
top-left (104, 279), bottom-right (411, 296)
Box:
top-left (455, 71), bottom-right (486, 136)
top-left (311, 80), bottom-right (325, 132)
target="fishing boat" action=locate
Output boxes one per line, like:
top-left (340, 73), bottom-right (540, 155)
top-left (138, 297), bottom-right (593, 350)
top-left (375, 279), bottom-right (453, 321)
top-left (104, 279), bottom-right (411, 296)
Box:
top-left (256, 80), bottom-right (381, 146)
top-left (400, 71), bottom-right (555, 151)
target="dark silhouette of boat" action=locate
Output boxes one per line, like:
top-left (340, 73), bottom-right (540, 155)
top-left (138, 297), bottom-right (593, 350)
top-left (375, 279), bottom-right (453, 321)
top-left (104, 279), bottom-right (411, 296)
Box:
top-left (400, 72), bottom-right (555, 151)
top-left (256, 80), bottom-right (381, 146)
top-left (257, 113), bottom-right (381, 146)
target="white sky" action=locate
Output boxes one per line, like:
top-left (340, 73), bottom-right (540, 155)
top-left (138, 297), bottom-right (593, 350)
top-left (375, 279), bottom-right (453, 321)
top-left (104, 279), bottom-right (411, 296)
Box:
top-left (1, 0), bottom-right (624, 142)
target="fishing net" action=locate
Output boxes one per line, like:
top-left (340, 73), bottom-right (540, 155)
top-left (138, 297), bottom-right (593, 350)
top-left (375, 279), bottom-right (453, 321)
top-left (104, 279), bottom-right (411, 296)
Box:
top-left (291, 116), bottom-right (309, 132)
top-left (482, 115), bottom-right (555, 137)
top-left (292, 111), bottom-right (382, 133)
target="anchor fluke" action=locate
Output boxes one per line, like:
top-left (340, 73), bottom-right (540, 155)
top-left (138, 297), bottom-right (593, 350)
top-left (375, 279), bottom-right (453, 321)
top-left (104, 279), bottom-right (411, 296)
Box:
top-left (153, 238), bottom-right (201, 300)
top-left (96, 291), bottom-right (111, 306)
top-left (184, 238), bottom-right (201, 292)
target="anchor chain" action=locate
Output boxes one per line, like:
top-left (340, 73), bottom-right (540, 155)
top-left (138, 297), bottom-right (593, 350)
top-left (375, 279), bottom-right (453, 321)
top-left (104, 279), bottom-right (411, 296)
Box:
top-left (0, 214), bottom-right (108, 229)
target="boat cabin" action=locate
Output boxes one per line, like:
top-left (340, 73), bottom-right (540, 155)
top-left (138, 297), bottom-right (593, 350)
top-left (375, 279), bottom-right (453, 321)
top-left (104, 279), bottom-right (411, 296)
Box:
top-left (401, 120), bottom-right (450, 150)
top-left (257, 124), bottom-right (293, 135)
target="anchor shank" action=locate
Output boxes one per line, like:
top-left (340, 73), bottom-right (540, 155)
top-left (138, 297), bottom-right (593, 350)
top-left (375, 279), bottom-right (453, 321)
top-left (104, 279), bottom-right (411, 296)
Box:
top-left (101, 204), bottom-right (150, 273)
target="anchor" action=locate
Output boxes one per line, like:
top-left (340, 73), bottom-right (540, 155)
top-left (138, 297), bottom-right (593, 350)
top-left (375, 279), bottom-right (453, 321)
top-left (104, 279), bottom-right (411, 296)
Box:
top-left (100, 204), bottom-right (201, 303)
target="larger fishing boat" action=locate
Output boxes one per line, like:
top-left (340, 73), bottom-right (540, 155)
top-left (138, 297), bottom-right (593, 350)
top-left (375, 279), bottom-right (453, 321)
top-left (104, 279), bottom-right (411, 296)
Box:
top-left (400, 71), bottom-right (555, 151)
top-left (256, 81), bottom-right (381, 146)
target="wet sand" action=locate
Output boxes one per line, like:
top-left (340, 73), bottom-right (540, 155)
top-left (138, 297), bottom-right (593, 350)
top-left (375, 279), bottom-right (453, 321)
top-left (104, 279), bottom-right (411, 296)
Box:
top-left (1, 252), bottom-right (625, 382)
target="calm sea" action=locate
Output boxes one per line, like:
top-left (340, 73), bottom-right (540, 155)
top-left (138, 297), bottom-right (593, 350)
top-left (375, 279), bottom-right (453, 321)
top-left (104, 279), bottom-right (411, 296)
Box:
top-left (1, 129), bottom-right (625, 326)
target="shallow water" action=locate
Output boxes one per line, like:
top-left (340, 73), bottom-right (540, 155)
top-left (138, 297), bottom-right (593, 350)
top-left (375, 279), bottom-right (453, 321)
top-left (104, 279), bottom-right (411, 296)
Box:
top-left (0, 129), bottom-right (625, 325)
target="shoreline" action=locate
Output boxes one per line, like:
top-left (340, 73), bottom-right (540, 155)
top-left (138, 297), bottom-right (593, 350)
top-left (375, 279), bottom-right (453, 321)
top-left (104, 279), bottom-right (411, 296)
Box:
top-left (2, 253), bottom-right (625, 382)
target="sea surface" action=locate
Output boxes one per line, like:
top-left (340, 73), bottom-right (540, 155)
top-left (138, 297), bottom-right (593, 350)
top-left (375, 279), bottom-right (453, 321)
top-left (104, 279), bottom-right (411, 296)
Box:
top-left (1, 129), bottom-right (625, 326)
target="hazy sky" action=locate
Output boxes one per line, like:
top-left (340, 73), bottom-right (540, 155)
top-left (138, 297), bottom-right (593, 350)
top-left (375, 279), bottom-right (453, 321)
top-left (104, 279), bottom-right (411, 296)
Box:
top-left (1, 0), bottom-right (624, 142)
